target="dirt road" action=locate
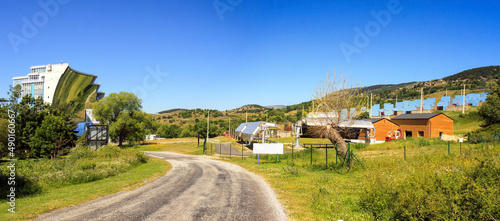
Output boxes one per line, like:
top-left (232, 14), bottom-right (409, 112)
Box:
top-left (36, 151), bottom-right (287, 221)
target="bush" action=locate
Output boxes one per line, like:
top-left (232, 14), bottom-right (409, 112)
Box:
top-left (0, 145), bottom-right (148, 199)
top-left (360, 148), bottom-right (500, 220)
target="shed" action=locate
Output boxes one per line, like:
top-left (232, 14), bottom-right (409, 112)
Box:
top-left (391, 113), bottom-right (453, 139)
top-left (234, 122), bottom-right (249, 138)
top-left (358, 118), bottom-right (400, 141)
top-left (239, 121), bottom-right (281, 142)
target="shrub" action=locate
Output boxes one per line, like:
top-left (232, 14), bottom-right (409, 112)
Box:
top-left (360, 148), bottom-right (500, 220)
top-left (0, 145), bottom-right (148, 198)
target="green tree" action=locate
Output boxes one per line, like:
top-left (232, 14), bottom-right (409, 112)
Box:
top-left (93, 92), bottom-right (144, 146)
top-left (479, 79), bottom-right (500, 127)
top-left (29, 114), bottom-right (74, 158)
top-left (14, 96), bottom-right (49, 157)
top-left (356, 111), bottom-right (370, 120)
top-left (157, 124), bottom-right (181, 138)
top-left (109, 111), bottom-right (147, 146)
top-left (195, 119), bottom-right (219, 138)
top-left (180, 125), bottom-right (195, 138)
top-left (93, 92), bottom-right (142, 124)
top-left (0, 118), bottom-right (8, 157)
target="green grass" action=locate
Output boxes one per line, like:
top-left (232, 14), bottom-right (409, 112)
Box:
top-left (270, 137), bottom-right (332, 144)
top-left (0, 157), bottom-right (171, 221)
top-left (435, 108), bottom-right (483, 135)
top-left (0, 146), bottom-right (150, 194)
top-left (140, 137), bottom-right (499, 220)
top-left (135, 142), bottom-right (204, 155)
top-left (360, 146), bottom-right (500, 220)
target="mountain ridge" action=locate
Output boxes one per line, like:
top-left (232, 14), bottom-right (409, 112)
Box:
top-left (156, 66), bottom-right (499, 114)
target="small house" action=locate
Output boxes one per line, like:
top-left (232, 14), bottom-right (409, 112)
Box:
top-left (391, 113), bottom-right (453, 139)
top-left (358, 118), bottom-right (400, 141)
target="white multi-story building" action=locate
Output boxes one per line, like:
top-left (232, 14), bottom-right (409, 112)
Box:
top-left (12, 63), bottom-right (69, 104)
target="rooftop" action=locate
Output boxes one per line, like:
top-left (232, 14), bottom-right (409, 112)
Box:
top-left (391, 113), bottom-right (451, 120)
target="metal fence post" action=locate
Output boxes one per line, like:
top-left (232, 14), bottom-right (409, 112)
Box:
top-left (242, 144), bottom-right (243, 159)
top-left (230, 144), bottom-right (232, 158)
top-left (448, 141), bottom-right (450, 155)
top-left (325, 145), bottom-right (328, 167)
top-left (348, 143), bottom-right (351, 170)
top-left (335, 144), bottom-right (338, 165)
top-left (310, 146), bottom-right (313, 165)
top-left (404, 146), bottom-right (406, 161)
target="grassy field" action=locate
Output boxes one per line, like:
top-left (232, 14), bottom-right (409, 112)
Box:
top-left (135, 142), bottom-right (204, 155)
top-left (0, 147), bottom-right (171, 221)
top-left (434, 107), bottom-right (483, 135)
top-left (138, 137), bottom-right (499, 220)
top-left (0, 157), bottom-right (170, 221)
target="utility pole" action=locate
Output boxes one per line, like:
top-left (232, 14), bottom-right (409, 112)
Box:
top-left (246, 111), bottom-right (247, 123)
top-left (229, 117), bottom-right (230, 137)
top-left (463, 84), bottom-right (466, 114)
top-left (207, 110), bottom-right (210, 140)
top-left (420, 87), bottom-right (424, 113)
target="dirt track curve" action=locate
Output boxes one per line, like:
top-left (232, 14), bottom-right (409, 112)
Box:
top-left (36, 151), bottom-right (287, 221)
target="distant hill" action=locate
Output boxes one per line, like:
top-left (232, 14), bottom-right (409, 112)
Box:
top-left (153, 65), bottom-right (499, 119)
top-left (227, 104), bottom-right (268, 113)
top-left (360, 82), bottom-right (417, 95)
top-left (264, 105), bottom-right (286, 109)
top-left (443, 66), bottom-right (500, 82)
top-left (158, 108), bottom-right (189, 114)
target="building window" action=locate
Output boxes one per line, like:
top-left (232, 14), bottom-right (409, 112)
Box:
top-left (418, 131), bottom-right (424, 137)
top-left (439, 132), bottom-right (443, 137)
top-left (406, 131), bottom-right (413, 138)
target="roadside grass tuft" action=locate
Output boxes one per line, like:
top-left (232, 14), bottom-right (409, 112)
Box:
top-left (0, 157), bottom-right (170, 221)
top-left (0, 145), bottom-right (149, 198)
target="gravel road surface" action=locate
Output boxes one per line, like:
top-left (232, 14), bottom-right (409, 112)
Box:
top-left (36, 151), bottom-right (287, 221)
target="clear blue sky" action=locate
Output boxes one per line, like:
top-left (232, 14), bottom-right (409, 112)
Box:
top-left (1, 0), bottom-right (499, 113)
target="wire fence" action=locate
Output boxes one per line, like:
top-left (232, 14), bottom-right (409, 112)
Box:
top-left (203, 132), bottom-right (500, 170)
top-left (467, 131), bottom-right (500, 144)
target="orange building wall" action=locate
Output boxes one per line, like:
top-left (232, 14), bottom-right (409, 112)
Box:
top-left (358, 119), bottom-right (400, 141)
top-left (392, 115), bottom-right (453, 139)
top-left (429, 114), bottom-right (454, 138)
top-left (392, 119), bottom-right (430, 138)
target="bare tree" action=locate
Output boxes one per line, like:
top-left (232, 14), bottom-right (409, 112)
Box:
top-left (308, 71), bottom-right (366, 160)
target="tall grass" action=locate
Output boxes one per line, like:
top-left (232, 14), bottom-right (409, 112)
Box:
top-left (0, 145), bottom-right (147, 199)
top-left (360, 146), bottom-right (500, 220)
